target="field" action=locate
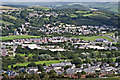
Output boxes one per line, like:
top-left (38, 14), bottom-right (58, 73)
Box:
top-left (0, 6), bottom-right (18, 9)
top-left (0, 20), bottom-right (14, 25)
top-left (3, 14), bottom-right (17, 20)
top-left (33, 6), bottom-right (50, 11)
top-left (71, 36), bottom-right (113, 41)
top-left (17, 53), bottom-right (34, 57)
top-left (83, 13), bottom-right (99, 17)
top-left (104, 33), bottom-right (114, 36)
top-left (74, 77), bottom-right (120, 80)
top-left (76, 11), bottom-right (90, 14)
top-left (2, 35), bottom-right (41, 41)
top-left (8, 60), bottom-right (71, 68)
top-left (70, 14), bottom-right (78, 18)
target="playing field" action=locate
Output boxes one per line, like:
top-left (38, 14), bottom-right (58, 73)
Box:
top-left (8, 60), bottom-right (71, 68)
top-left (71, 36), bottom-right (113, 41)
top-left (2, 35), bottom-right (41, 41)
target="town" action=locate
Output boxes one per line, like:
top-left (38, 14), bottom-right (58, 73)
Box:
top-left (1, 2), bottom-right (120, 80)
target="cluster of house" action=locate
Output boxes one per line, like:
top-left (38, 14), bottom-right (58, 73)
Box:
top-left (0, 46), bottom-right (8, 56)
top-left (29, 11), bottom-right (59, 17)
top-left (1, 61), bottom-right (120, 78)
top-left (36, 23), bottom-right (117, 35)
top-left (1, 35), bottom-right (118, 56)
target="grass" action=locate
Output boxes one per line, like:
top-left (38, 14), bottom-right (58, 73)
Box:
top-left (1, 35), bottom-right (41, 41)
top-left (0, 6), bottom-right (18, 9)
top-left (17, 53), bottom-right (34, 57)
top-left (105, 33), bottom-right (114, 36)
top-left (74, 77), bottom-right (120, 80)
top-left (0, 20), bottom-right (14, 25)
top-left (76, 11), bottom-right (90, 14)
top-left (96, 58), bottom-right (116, 62)
top-left (83, 13), bottom-right (99, 17)
top-left (3, 14), bottom-right (17, 20)
top-left (71, 36), bottom-right (113, 41)
top-left (33, 6), bottom-right (50, 11)
top-left (8, 60), bottom-right (71, 68)
top-left (43, 18), bottom-right (49, 20)
top-left (70, 14), bottom-right (78, 18)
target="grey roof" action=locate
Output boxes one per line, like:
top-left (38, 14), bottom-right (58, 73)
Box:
top-left (51, 62), bottom-right (72, 67)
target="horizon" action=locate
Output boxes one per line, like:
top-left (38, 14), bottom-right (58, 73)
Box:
top-left (0, 0), bottom-right (119, 2)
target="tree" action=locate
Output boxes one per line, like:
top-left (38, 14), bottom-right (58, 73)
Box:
top-left (48, 70), bottom-right (57, 78)
top-left (43, 63), bottom-right (46, 66)
top-left (39, 72), bottom-right (49, 79)
top-left (71, 59), bottom-right (82, 65)
top-left (76, 72), bottom-right (82, 79)
top-left (64, 65), bottom-right (70, 70)
top-left (2, 73), bottom-right (9, 80)
top-left (81, 71), bottom-right (86, 75)
top-left (37, 64), bottom-right (44, 72)
top-left (57, 52), bottom-right (61, 60)
top-left (27, 62), bottom-right (36, 67)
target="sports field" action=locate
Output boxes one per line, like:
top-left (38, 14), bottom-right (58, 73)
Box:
top-left (8, 60), bottom-right (71, 68)
top-left (71, 36), bottom-right (113, 41)
top-left (2, 35), bottom-right (41, 41)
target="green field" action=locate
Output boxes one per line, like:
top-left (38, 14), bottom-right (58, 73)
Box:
top-left (17, 53), bottom-right (34, 57)
top-left (0, 20), bottom-right (14, 25)
top-left (33, 6), bottom-right (50, 11)
top-left (70, 14), bottom-right (78, 18)
top-left (3, 14), bottom-right (17, 20)
top-left (2, 35), bottom-right (41, 41)
top-left (83, 13), bottom-right (102, 17)
top-left (104, 33), bottom-right (114, 36)
top-left (0, 6), bottom-right (18, 9)
top-left (76, 11), bottom-right (90, 14)
top-left (71, 36), bottom-right (113, 41)
top-left (74, 77), bottom-right (120, 80)
top-left (8, 60), bottom-right (71, 68)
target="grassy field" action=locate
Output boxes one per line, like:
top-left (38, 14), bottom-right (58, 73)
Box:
top-left (2, 35), bottom-right (41, 41)
top-left (76, 11), bottom-right (90, 14)
top-left (33, 6), bottom-right (50, 11)
top-left (17, 53), bottom-right (34, 57)
top-left (71, 36), bottom-right (113, 41)
top-left (3, 14), bottom-right (17, 20)
top-left (104, 33), bottom-right (114, 36)
top-left (0, 20), bottom-right (14, 25)
top-left (0, 6), bottom-right (18, 9)
top-left (8, 60), bottom-right (71, 68)
top-left (83, 13), bottom-right (99, 17)
top-left (74, 77), bottom-right (120, 80)
top-left (70, 14), bottom-right (78, 18)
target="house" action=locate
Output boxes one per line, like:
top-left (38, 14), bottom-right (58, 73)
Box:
top-left (105, 66), bottom-right (116, 72)
top-left (83, 66), bottom-right (100, 74)
top-left (66, 68), bottom-right (82, 75)
top-left (51, 62), bottom-right (72, 67)
top-left (55, 70), bottom-right (63, 75)
top-left (49, 48), bottom-right (66, 52)
top-left (95, 38), bottom-right (108, 43)
top-left (28, 67), bottom-right (38, 74)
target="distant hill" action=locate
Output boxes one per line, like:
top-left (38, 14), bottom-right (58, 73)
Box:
top-left (2, 2), bottom-right (118, 13)
top-left (81, 2), bottom-right (118, 13)
top-left (55, 4), bottom-right (90, 10)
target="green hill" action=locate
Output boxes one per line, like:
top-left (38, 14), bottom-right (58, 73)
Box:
top-left (56, 4), bottom-right (90, 10)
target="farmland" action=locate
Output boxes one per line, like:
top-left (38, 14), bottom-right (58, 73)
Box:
top-left (3, 14), bottom-right (17, 20)
top-left (0, 20), bottom-right (14, 25)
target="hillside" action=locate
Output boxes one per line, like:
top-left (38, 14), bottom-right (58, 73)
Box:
top-left (55, 4), bottom-right (90, 10)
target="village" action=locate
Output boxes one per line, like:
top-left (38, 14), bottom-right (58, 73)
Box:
top-left (1, 2), bottom-right (120, 80)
